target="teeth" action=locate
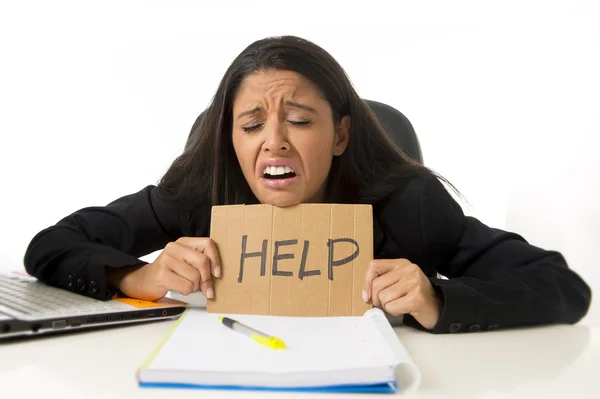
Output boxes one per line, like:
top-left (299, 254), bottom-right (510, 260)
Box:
top-left (264, 165), bottom-right (295, 176)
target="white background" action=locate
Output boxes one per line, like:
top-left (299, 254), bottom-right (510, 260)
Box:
top-left (1, 0), bottom-right (598, 325)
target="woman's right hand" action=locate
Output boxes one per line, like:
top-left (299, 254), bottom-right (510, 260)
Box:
top-left (117, 237), bottom-right (221, 302)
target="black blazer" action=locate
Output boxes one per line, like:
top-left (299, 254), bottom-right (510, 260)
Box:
top-left (23, 174), bottom-right (591, 334)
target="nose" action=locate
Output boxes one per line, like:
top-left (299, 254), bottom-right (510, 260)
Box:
top-left (262, 120), bottom-right (290, 154)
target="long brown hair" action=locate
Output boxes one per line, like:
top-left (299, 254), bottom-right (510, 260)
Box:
top-left (156, 36), bottom-right (445, 211)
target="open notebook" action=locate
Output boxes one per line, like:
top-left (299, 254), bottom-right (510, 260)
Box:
top-left (137, 308), bottom-right (421, 394)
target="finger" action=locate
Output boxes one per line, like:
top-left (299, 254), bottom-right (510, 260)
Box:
top-left (363, 259), bottom-right (412, 302)
top-left (164, 241), bottom-right (214, 298)
top-left (371, 271), bottom-right (403, 308)
top-left (379, 295), bottom-right (413, 317)
top-left (166, 256), bottom-right (202, 293)
top-left (176, 246), bottom-right (214, 299)
top-left (158, 265), bottom-right (197, 296)
top-left (178, 237), bottom-right (222, 278)
top-left (363, 260), bottom-right (395, 301)
top-left (194, 254), bottom-right (215, 299)
top-left (378, 281), bottom-right (411, 311)
top-left (199, 238), bottom-right (222, 278)
top-left (162, 242), bottom-right (202, 292)
top-left (381, 285), bottom-right (442, 329)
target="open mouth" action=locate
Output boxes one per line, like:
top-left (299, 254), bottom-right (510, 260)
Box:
top-left (263, 166), bottom-right (297, 180)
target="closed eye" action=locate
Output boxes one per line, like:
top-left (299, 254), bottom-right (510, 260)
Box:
top-left (241, 120), bottom-right (311, 133)
top-left (241, 124), bottom-right (263, 133)
top-left (289, 120), bottom-right (312, 127)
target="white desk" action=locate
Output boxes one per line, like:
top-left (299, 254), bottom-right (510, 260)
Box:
top-left (0, 311), bottom-right (597, 399)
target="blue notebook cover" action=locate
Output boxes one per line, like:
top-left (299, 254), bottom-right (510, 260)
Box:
top-left (139, 381), bottom-right (398, 393)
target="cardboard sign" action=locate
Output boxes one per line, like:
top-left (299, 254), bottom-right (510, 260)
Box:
top-left (207, 204), bottom-right (373, 317)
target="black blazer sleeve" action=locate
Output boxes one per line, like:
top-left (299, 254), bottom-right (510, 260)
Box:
top-left (375, 175), bottom-right (591, 334)
top-left (23, 186), bottom-right (187, 300)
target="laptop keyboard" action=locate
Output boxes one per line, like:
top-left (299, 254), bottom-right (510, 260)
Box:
top-left (0, 272), bottom-right (122, 318)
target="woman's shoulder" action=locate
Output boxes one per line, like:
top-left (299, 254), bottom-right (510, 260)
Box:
top-left (371, 173), bottom-right (466, 263)
top-left (373, 173), bottom-right (463, 219)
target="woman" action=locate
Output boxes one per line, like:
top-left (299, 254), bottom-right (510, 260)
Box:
top-left (24, 35), bottom-right (591, 334)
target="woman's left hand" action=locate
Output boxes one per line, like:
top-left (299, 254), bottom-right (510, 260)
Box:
top-left (363, 259), bottom-right (443, 330)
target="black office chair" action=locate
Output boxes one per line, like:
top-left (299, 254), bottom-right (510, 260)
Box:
top-left (186, 99), bottom-right (423, 164)
top-left (361, 99), bottom-right (423, 163)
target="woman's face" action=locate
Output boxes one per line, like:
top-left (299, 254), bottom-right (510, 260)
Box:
top-left (232, 70), bottom-right (350, 207)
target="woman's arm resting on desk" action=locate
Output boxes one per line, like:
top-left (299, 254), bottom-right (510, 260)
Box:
top-left (23, 186), bottom-right (203, 300)
top-left (374, 175), bottom-right (592, 334)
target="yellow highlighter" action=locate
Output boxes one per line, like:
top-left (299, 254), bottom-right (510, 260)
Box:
top-left (219, 316), bottom-right (286, 350)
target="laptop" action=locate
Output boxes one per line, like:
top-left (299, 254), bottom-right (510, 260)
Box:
top-left (0, 271), bottom-right (188, 340)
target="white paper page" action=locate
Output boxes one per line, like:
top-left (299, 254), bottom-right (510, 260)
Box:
top-left (148, 309), bottom-right (399, 374)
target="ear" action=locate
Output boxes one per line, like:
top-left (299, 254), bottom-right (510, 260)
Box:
top-left (333, 115), bottom-right (351, 156)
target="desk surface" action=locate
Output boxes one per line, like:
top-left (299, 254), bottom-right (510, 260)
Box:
top-left (1, 309), bottom-right (598, 399)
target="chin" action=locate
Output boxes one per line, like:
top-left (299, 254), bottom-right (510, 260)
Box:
top-left (259, 192), bottom-right (303, 208)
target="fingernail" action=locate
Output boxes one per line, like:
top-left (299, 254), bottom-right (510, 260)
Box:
top-left (214, 267), bottom-right (221, 278)
top-left (362, 290), bottom-right (369, 302)
top-left (206, 287), bottom-right (214, 299)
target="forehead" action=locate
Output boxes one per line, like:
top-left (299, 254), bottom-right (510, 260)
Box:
top-left (233, 70), bottom-right (323, 107)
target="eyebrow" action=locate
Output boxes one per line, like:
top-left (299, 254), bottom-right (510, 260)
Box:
top-left (236, 101), bottom-right (317, 120)
top-left (285, 101), bottom-right (317, 113)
